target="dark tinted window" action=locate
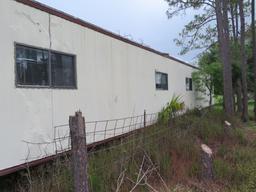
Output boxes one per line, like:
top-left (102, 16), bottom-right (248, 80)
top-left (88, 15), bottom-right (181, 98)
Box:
top-left (15, 44), bottom-right (76, 88)
top-left (155, 72), bottom-right (168, 90)
top-left (51, 52), bottom-right (76, 87)
top-left (186, 77), bottom-right (193, 91)
top-left (16, 45), bottom-right (49, 86)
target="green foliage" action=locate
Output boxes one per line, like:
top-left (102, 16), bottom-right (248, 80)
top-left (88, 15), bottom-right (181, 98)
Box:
top-left (175, 109), bottom-right (226, 143)
top-left (3, 108), bottom-right (256, 192)
top-left (232, 128), bottom-right (247, 145)
top-left (188, 161), bottom-right (201, 178)
top-left (236, 162), bottom-right (256, 192)
top-left (89, 173), bottom-right (103, 192)
top-left (194, 116), bottom-right (224, 143)
top-left (213, 159), bottom-right (233, 181)
top-left (191, 33), bottom-right (255, 108)
top-left (230, 147), bottom-right (256, 191)
top-left (212, 143), bottom-right (256, 191)
top-left (2, 159), bottom-right (74, 192)
top-left (217, 145), bottom-right (228, 158)
top-left (158, 95), bottom-right (185, 124)
top-left (160, 155), bottom-right (172, 175)
top-left (232, 147), bottom-right (255, 164)
top-left (192, 45), bottom-right (223, 100)
top-left (214, 95), bottom-right (223, 106)
top-left (166, 0), bottom-right (216, 55)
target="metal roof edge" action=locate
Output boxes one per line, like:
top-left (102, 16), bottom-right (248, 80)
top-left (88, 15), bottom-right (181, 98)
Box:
top-left (15, 0), bottom-right (198, 70)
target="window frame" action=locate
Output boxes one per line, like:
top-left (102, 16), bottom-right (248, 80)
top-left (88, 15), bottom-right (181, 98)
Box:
top-left (50, 50), bottom-right (77, 89)
top-left (155, 71), bottom-right (168, 91)
top-left (14, 43), bottom-right (77, 89)
top-left (186, 77), bottom-right (193, 91)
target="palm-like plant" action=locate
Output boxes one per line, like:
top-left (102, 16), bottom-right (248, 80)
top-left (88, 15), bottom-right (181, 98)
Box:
top-left (159, 95), bottom-right (185, 124)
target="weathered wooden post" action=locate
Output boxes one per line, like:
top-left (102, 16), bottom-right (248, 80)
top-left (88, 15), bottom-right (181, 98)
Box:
top-left (69, 111), bottom-right (89, 192)
top-left (144, 110), bottom-right (146, 128)
top-left (143, 110), bottom-right (146, 144)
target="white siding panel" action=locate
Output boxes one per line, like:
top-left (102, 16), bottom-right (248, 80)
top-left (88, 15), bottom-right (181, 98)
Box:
top-left (0, 0), bottom-right (208, 170)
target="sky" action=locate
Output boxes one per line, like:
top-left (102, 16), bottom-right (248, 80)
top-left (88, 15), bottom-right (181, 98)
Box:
top-left (36, 0), bottom-right (201, 64)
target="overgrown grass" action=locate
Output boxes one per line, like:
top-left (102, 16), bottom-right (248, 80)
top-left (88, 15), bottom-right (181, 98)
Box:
top-left (0, 158), bottom-right (73, 192)
top-left (248, 101), bottom-right (255, 120)
top-left (1, 108), bottom-right (256, 191)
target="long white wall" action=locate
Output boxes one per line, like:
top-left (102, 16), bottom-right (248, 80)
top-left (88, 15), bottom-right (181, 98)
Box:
top-left (0, 0), bottom-right (208, 170)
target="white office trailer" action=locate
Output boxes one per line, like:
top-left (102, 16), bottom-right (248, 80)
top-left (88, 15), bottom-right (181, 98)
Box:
top-left (0, 0), bottom-right (209, 174)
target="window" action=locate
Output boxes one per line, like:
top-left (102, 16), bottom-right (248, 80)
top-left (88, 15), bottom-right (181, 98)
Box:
top-left (155, 72), bottom-right (168, 90)
top-left (15, 44), bottom-right (76, 88)
top-left (186, 77), bottom-right (193, 91)
top-left (51, 52), bottom-right (76, 88)
top-left (16, 45), bottom-right (49, 86)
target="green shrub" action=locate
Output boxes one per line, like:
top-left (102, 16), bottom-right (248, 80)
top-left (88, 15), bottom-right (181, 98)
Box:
top-left (158, 95), bottom-right (184, 124)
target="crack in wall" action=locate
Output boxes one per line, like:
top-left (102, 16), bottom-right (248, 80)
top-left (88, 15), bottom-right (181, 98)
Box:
top-left (15, 11), bottom-right (45, 33)
top-left (48, 14), bottom-right (56, 154)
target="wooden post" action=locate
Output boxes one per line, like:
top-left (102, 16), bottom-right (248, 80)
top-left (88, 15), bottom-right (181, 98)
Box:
top-left (69, 111), bottom-right (89, 192)
top-left (143, 110), bottom-right (146, 144)
top-left (144, 110), bottom-right (146, 128)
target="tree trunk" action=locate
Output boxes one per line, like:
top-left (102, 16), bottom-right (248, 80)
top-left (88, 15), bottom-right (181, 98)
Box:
top-left (252, 0), bottom-right (256, 121)
top-left (233, 93), bottom-right (236, 112)
top-left (231, 2), bottom-right (240, 113)
top-left (235, 3), bottom-right (239, 39)
top-left (215, 0), bottom-right (234, 116)
top-left (201, 144), bottom-right (213, 181)
top-left (230, 3), bottom-right (237, 40)
top-left (239, 0), bottom-right (248, 122)
top-left (236, 79), bottom-right (243, 113)
top-left (209, 90), bottom-right (212, 107)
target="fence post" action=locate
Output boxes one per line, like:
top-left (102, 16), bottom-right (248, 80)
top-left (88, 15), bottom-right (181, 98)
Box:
top-left (143, 110), bottom-right (146, 144)
top-left (69, 111), bottom-right (89, 192)
top-left (144, 110), bottom-right (146, 128)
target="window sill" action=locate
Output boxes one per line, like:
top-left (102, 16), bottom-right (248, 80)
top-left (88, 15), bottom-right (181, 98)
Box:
top-left (16, 84), bottom-right (77, 90)
top-left (156, 89), bottom-right (168, 91)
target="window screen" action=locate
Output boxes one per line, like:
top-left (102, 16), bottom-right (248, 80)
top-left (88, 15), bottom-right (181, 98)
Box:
top-left (186, 77), bottom-right (193, 91)
top-left (155, 72), bottom-right (168, 90)
top-left (15, 44), bottom-right (76, 88)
